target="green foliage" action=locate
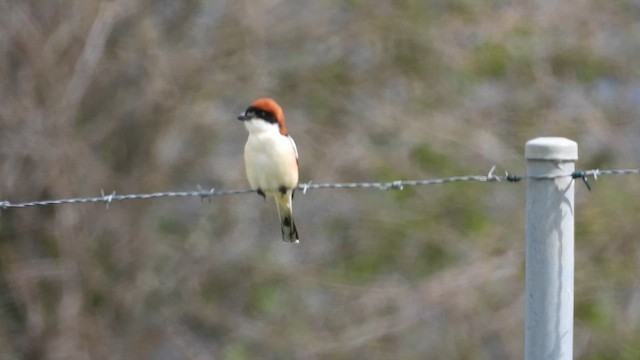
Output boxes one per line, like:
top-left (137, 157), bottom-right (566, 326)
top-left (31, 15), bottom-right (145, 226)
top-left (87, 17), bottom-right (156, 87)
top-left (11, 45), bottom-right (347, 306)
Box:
top-left (576, 299), bottom-right (610, 329)
top-left (0, 0), bottom-right (638, 358)
top-left (224, 343), bottom-right (251, 360)
top-left (411, 241), bottom-right (457, 278)
top-left (471, 41), bottom-right (510, 79)
top-left (550, 47), bottom-right (614, 82)
top-left (411, 143), bottom-right (460, 175)
top-left (157, 216), bottom-right (190, 236)
top-left (247, 280), bottom-right (286, 315)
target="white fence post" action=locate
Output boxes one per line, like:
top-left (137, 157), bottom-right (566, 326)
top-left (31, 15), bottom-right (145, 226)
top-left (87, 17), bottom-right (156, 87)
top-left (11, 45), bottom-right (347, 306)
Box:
top-left (525, 137), bottom-right (577, 360)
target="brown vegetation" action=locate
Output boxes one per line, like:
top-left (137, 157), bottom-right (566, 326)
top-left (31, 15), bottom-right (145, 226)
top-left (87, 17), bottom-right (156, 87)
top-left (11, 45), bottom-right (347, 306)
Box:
top-left (1, 1), bottom-right (640, 358)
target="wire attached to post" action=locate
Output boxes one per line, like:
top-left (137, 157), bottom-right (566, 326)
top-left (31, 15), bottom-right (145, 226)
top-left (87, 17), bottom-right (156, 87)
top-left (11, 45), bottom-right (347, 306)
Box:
top-left (0, 167), bottom-right (638, 209)
top-left (571, 171), bottom-right (592, 191)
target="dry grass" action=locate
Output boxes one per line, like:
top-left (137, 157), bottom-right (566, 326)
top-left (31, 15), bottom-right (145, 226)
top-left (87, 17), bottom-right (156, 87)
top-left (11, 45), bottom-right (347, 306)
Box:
top-left (1, 1), bottom-right (640, 358)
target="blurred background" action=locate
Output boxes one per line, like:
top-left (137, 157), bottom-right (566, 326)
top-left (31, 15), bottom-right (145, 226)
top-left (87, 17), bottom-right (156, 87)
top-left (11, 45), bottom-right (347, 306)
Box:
top-left (1, 0), bottom-right (640, 359)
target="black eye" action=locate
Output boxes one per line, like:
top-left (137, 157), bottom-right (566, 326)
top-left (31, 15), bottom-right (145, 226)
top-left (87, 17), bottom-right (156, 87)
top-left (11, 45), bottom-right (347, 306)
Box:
top-left (245, 107), bottom-right (277, 123)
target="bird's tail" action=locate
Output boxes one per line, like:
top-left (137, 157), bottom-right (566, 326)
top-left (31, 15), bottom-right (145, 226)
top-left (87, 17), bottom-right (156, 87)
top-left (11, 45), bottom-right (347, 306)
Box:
top-left (275, 191), bottom-right (299, 243)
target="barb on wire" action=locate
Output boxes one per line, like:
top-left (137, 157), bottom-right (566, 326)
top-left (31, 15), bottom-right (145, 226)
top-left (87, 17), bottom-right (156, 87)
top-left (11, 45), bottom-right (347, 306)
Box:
top-left (0, 188), bottom-right (253, 209)
top-left (0, 167), bottom-right (638, 209)
top-left (301, 170), bottom-right (503, 192)
top-left (573, 169), bottom-right (640, 191)
top-left (525, 168), bottom-right (640, 190)
top-left (571, 171), bottom-right (592, 191)
top-left (0, 168), bottom-right (504, 209)
top-left (582, 169), bottom-right (640, 177)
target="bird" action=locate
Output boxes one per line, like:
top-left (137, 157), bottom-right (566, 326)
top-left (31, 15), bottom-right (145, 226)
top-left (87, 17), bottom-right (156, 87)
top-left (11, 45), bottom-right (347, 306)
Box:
top-left (237, 98), bottom-right (300, 243)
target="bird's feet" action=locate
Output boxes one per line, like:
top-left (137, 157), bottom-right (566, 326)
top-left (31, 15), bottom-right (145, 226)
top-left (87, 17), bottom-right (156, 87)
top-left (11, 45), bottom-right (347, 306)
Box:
top-left (257, 189), bottom-right (266, 201)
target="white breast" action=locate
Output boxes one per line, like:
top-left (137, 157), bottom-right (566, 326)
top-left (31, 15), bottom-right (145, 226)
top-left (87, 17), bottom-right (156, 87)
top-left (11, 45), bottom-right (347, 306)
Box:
top-left (243, 120), bottom-right (299, 193)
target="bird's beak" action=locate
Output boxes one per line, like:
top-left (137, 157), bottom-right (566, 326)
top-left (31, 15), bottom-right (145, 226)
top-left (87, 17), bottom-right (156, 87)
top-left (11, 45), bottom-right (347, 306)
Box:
top-left (237, 112), bottom-right (252, 121)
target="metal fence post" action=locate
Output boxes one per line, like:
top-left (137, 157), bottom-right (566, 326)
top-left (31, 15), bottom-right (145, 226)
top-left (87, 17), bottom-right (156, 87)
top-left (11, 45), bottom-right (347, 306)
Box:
top-left (525, 137), bottom-right (577, 360)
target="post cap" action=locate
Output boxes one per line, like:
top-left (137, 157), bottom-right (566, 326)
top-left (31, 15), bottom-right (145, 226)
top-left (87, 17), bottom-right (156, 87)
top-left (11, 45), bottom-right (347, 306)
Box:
top-left (525, 137), bottom-right (578, 160)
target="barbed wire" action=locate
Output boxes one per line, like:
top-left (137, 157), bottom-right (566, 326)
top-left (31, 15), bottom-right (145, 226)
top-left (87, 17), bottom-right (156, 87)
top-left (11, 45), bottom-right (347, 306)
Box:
top-left (0, 168), bottom-right (638, 209)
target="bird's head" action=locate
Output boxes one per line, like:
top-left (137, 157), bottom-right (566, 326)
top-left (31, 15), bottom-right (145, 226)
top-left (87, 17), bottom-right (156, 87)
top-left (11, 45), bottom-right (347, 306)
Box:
top-left (237, 98), bottom-right (288, 135)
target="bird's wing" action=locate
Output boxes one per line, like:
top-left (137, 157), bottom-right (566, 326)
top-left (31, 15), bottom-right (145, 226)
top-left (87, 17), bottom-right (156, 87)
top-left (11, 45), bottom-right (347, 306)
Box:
top-left (287, 135), bottom-right (299, 165)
